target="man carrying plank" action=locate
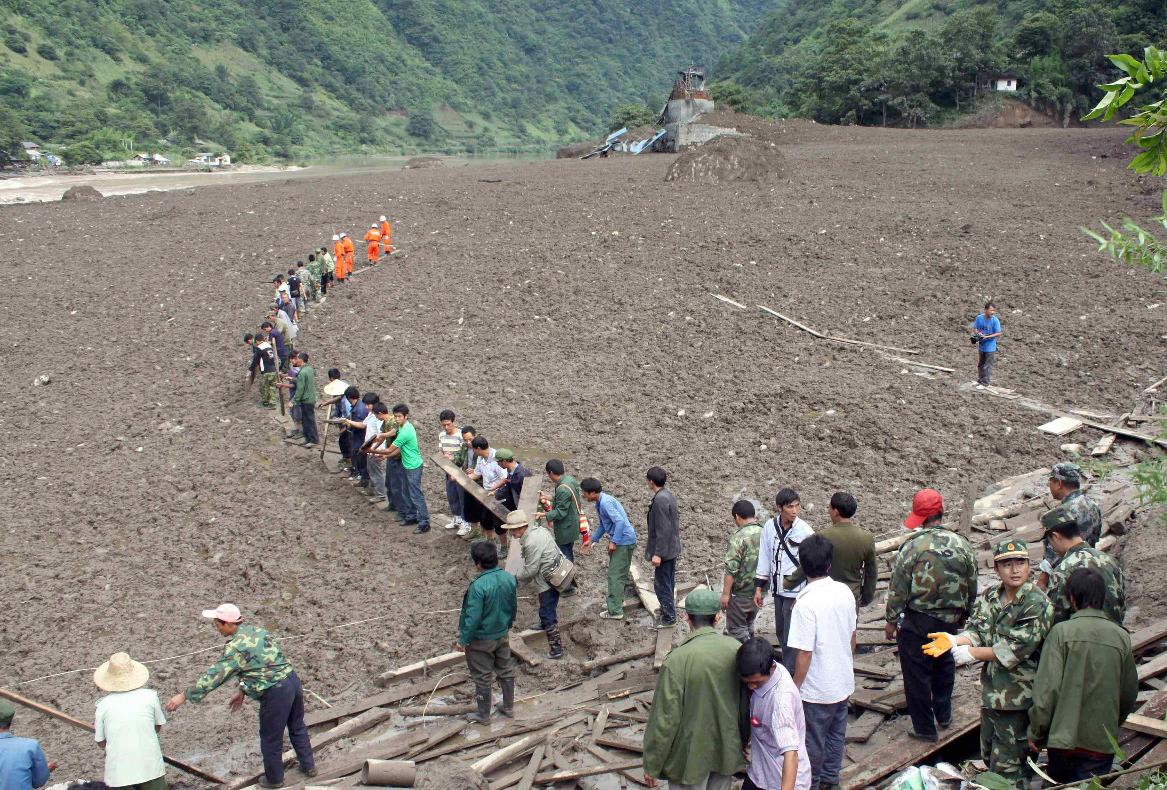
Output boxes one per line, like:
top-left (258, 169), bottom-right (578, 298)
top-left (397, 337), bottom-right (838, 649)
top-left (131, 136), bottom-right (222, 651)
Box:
top-left (455, 542), bottom-right (518, 723)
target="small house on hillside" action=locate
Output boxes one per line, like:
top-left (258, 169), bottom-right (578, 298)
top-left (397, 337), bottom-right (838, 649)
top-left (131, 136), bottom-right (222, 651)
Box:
top-left (189, 151), bottom-right (231, 166)
top-left (21, 141), bottom-right (41, 160)
top-left (979, 73), bottom-right (1019, 92)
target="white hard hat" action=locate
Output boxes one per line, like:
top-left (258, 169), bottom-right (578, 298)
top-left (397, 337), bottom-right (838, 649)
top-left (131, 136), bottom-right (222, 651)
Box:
top-left (339, 232), bottom-right (347, 238)
top-left (331, 234), bottom-right (339, 241)
top-left (379, 215), bottom-right (387, 221)
top-left (372, 224), bottom-right (378, 229)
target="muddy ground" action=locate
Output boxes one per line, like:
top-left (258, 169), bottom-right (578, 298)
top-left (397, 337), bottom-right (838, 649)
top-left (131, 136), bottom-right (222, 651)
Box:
top-left (1, 121), bottom-right (1165, 783)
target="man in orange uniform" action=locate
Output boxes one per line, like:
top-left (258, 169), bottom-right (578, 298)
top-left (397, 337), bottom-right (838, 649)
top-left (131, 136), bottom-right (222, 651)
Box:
top-left (340, 232), bottom-right (355, 277)
top-left (363, 224), bottom-right (381, 265)
top-left (332, 234), bottom-right (346, 284)
top-left (379, 215), bottom-right (394, 255)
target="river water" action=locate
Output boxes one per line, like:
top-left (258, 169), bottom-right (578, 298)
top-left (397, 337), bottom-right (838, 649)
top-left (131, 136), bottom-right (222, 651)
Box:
top-left (0, 155), bottom-right (546, 205)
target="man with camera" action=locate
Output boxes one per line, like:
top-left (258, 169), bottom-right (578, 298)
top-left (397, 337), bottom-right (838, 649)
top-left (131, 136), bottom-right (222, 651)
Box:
top-left (970, 301), bottom-right (1003, 388)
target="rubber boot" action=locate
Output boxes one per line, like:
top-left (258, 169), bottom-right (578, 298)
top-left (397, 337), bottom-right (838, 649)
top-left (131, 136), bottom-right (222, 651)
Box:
top-left (496, 678), bottom-right (515, 718)
top-left (467, 685), bottom-right (491, 723)
top-left (546, 626), bottom-right (565, 660)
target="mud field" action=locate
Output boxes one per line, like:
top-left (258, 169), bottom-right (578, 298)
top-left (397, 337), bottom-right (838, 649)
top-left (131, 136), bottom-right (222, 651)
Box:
top-left (1, 122), bottom-right (1166, 782)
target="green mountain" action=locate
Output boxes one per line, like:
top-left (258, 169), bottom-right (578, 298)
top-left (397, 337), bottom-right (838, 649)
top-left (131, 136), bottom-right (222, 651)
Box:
top-left (715, 0), bottom-right (1167, 127)
top-left (0, 0), bottom-right (773, 163)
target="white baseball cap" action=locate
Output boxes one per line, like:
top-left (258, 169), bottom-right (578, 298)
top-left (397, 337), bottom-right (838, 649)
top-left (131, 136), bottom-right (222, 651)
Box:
top-left (201, 603), bottom-right (243, 623)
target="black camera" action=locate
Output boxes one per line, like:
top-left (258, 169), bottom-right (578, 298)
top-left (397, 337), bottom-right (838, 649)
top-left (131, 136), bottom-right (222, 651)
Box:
top-left (969, 335), bottom-right (980, 346)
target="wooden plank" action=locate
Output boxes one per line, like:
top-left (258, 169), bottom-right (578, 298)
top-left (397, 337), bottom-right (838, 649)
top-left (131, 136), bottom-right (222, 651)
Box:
top-left (404, 718), bottom-right (469, 760)
top-left (596, 735), bottom-right (643, 754)
top-left (1115, 740), bottom-right (1167, 788)
top-left (1092, 434), bottom-right (1117, 456)
top-left (840, 703), bottom-right (979, 788)
top-left (514, 744), bottom-right (546, 790)
top-left (1123, 714), bottom-right (1167, 739)
top-left (592, 706), bottom-right (610, 741)
top-left (471, 731), bottom-right (547, 775)
top-left (1038, 417), bottom-right (1084, 436)
top-left (397, 703), bottom-right (476, 717)
top-left (1130, 619), bottom-right (1167, 653)
top-left (430, 452), bottom-right (511, 521)
top-left (756, 304), bottom-right (921, 354)
top-left (583, 743), bottom-right (651, 787)
top-left (378, 651), bottom-right (463, 684)
top-left (509, 633), bottom-right (543, 668)
top-left (629, 563), bottom-right (661, 618)
top-left (1138, 653), bottom-right (1167, 682)
top-left (534, 759), bottom-right (644, 784)
top-left (304, 673), bottom-right (466, 726)
top-left (844, 711), bottom-right (885, 744)
top-left (581, 643), bottom-right (656, 672)
top-left (653, 626), bottom-right (674, 671)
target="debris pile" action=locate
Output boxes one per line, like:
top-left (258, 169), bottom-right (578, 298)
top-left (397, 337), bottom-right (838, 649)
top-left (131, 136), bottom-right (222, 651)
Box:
top-left (664, 136), bottom-right (785, 184)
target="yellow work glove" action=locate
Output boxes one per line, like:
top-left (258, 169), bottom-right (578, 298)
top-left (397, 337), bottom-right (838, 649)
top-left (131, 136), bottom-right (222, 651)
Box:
top-left (922, 632), bottom-right (959, 658)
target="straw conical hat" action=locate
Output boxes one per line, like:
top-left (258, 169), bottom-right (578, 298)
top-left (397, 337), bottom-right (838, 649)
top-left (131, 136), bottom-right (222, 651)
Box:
top-left (94, 652), bottom-right (149, 692)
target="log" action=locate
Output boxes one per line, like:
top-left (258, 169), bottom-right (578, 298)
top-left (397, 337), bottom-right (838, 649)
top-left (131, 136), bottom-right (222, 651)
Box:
top-left (471, 731), bottom-right (547, 775)
top-left (581, 643), bottom-right (656, 672)
top-left (533, 758), bottom-right (644, 783)
top-left (595, 735), bottom-right (643, 754)
top-left (0, 687), bottom-right (224, 784)
top-left (875, 532), bottom-right (912, 555)
top-left (430, 453), bottom-right (511, 521)
top-left (304, 673), bottom-right (466, 726)
top-left (397, 703), bottom-right (476, 717)
top-left (378, 652), bottom-right (464, 684)
top-left (629, 563), bottom-right (661, 618)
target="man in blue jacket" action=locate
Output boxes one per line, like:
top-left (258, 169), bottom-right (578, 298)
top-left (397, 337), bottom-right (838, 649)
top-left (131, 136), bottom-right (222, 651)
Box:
top-left (581, 477), bottom-right (637, 621)
top-left (0, 700), bottom-right (56, 790)
top-left (456, 542), bottom-right (518, 723)
top-left (971, 301), bottom-right (1003, 387)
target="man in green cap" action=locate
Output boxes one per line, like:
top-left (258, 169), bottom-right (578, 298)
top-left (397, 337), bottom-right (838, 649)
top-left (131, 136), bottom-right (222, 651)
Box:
top-left (0, 699), bottom-right (57, 790)
top-left (922, 540), bottom-right (1053, 788)
top-left (1042, 509), bottom-right (1125, 625)
top-left (1028, 567), bottom-right (1139, 783)
top-left (455, 541), bottom-right (518, 723)
top-left (642, 588), bottom-right (747, 789)
top-left (1037, 463), bottom-right (1103, 590)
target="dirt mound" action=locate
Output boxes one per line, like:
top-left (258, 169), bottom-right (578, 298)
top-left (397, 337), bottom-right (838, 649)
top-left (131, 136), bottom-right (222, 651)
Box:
top-left (664, 136), bottom-right (785, 184)
top-left (61, 185), bottom-right (102, 201)
top-left (951, 97), bottom-right (1062, 130)
top-left (557, 140), bottom-right (594, 159)
top-left (404, 156), bottom-right (443, 169)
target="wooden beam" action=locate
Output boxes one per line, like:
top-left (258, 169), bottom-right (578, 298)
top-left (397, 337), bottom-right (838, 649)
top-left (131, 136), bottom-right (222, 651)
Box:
top-left (404, 719), bottom-right (468, 760)
top-left (514, 744), bottom-right (546, 790)
top-left (629, 563), bottom-right (661, 618)
top-left (533, 758), bottom-right (644, 784)
top-left (471, 731), bottom-right (548, 775)
top-left (397, 703), bottom-right (476, 717)
top-left (845, 711), bottom-right (885, 744)
top-left (1139, 653), bottom-right (1167, 682)
top-left (581, 643), bottom-right (655, 672)
top-left (591, 706), bottom-right (610, 741)
top-left (430, 453), bottom-right (511, 521)
top-left (756, 304), bottom-right (921, 355)
top-left (0, 687), bottom-right (224, 785)
top-left (653, 626), bottom-right (674, 671)
top-left (1123, 714), bottom-right (1167, 739)
top-left (884, 355), bottom-right (954, 372)
top-left (596, 735), bottom-right (643, 754)
top-left (304, 673), bottom-right (466, 726)
top-left (583, 743), bottom-right (651, 787)
top-left (1131, 619), bottom-right (1167, 653)
top-left (377, 651), bottom-right (463, 684)
top-left (711, 293), bottom-right (748, 310)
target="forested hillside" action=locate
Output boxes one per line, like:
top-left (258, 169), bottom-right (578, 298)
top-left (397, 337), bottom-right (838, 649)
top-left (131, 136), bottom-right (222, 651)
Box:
top-left (716, 0), bottom-right (1167, 127)
top-left (0, 0), bottom-right (771, 162)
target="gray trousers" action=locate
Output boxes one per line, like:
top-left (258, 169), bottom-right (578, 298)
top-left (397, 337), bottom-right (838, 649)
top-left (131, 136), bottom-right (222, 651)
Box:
top-left (804, 699), bottom-right (848, 788)
top-left (367, 454), bottom-right (386, 500)
top-left (668, 773), bottom-right (735, 790)
top-left (465, 638), bottom-right (517, 688)
top-left (977, 350), bottom-right (996, 385)
top-left (774, 595), bottom-right (798, 674)
top-left (726, 594), bottom-right (760, 643)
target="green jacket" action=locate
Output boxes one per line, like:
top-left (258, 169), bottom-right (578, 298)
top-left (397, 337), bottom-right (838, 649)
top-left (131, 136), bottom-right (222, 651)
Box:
top-left (291, 364), bottom-right (316, 405)
top-left (724, 522), bottom-right (761, 597)
top-left (1048, 543), bottom-right (1125, 625)
top-left (458, 567), bottom-right (517, 645)
top-left (960, 581), bottom-right (1052, 710)
top-left (545, 475), bottom-right (582, 546)
top-left (1028, 609), bottom-right (1138, 753)
top-left (643, 628), bottom-right (748, 784)
top-left (885, 525), bottom-right (978, 626)
top-left (186, 624), bottom-right (293, 702)
top-left (785, 521), bottom-right (878, 606)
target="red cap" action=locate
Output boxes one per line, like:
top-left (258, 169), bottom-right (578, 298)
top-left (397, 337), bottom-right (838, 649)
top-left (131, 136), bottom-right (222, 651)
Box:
top-left (904, 489), bottom-right (944, 530)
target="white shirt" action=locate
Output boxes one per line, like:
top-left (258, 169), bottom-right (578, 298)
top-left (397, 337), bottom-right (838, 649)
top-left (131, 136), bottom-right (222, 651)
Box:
top-left (474, 450), bottom-right (507, 491)
top-left (94, 688), bottom-right (166, 786)
top-left (755, 516), bottom-right (815, 598)
top-left (787, 577), bottom-right (857, 704)
top-left (364, 414), bottom-right (384, 445)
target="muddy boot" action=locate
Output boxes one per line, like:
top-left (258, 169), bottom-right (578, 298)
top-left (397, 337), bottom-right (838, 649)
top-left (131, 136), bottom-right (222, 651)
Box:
top-left (496, 678), bottom-right (515, 718)
top-left (546, 626), bottom-right (565, 660)
top-left (467, 685), bottom-right (492, 723)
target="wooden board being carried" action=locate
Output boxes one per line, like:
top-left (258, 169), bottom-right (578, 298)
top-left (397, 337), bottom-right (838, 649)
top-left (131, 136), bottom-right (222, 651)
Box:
top-left (430, 452), bottom-right (511, 521)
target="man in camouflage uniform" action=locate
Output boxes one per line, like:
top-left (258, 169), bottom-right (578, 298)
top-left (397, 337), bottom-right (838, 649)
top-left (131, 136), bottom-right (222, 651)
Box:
top-left (301, 255), bottom-right (320, 302)
top-left (923, 540), bottom-right (1053, 788)
top-left (165, 604), bottom-right (315, 788)
top-left (1043, 508), bottom-right (1125, 625)
top-left (885, 489), bottom-right (978, 742)
top-left (720, 500), bottom-right (761, 643)
top-left (1038, 463), bottom-right (1103, 590)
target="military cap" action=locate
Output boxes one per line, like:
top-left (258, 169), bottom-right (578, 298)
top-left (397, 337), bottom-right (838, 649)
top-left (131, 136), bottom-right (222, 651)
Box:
top-left (0, 699), bottom-right (14, 725)
top-left (1040, 506), bottom-right (1078, 535)
top-left (993, 539), bottom-right (1028, 562)
top-left (1049, 463), bottom-right (1081, 485)
top-left (494, 448), bottom-right (514, 462)
top-left (683, 588), bottom-right (720, 615)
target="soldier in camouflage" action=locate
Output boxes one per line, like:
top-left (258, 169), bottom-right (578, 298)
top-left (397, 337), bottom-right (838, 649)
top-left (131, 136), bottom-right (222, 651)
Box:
top-left (923, 540), bottom-right (1053, 788)
top-left (165, 604), bottom-right (315, 788)
top-left (1038, 463), bottom-right (1103, 589)
top-left (720, 500), bottom-right (762, 643)
top-left (885, 489), bottom-right (978, 742)
top-left (1042, 508), bottom-right (1125, 625)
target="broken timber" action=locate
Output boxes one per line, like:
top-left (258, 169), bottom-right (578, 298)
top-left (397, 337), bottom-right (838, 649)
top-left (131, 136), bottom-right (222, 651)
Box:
top-left (653, 626), bottom-right (674, 670)
top-left (304, 673), bottom-right (466, 726)
top-left (628, 563), bottom-right (661, 618)
top-left (430, 453), bottom-right (511, 521)
top-left (377, 652), bottom-right (463, 684)
top-left (756, 304), bottom-right (922, 355)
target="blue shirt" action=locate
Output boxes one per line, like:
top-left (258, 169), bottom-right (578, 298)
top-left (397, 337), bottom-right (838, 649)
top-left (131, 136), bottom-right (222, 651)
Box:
top-left (592, 493), bottom-right (637, 546)
top-left (0, 733), bottom-right (50, 790)
top-left (973, 314), bottom-right (1001, 352)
